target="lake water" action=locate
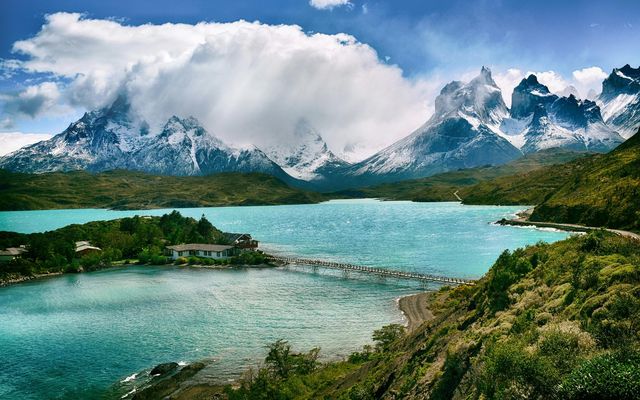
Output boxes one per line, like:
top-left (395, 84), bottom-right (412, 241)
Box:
top-left (0, 200), bottom-right (570, 399)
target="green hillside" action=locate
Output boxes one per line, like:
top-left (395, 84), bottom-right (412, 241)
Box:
top-left (346, 149), bottom-right (587, 202)
top-left (0, 170), bottom-right (325, 211)
top-left (462, 128), bottom-right (640, 231)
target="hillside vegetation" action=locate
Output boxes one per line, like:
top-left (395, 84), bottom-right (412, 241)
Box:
top-left (347, 149), bottom-right (587, 202)
top-left (0, 170), bottom-right (325, 210)
top-left (141, 231), bottom-right (640, 400)
top-left (462, 128), bottom-right (640, 231)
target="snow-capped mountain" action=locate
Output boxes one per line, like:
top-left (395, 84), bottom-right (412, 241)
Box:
top-left (263, 120), bottom-right (350, 183)
top-left (501, 75), bottom-right (623, 153)
top-left (0, 96), bottom-right (293, 182)
top-left (345, 67), bottom-right (522, 184)
top-left (598, 64), bottom-right (640, 139)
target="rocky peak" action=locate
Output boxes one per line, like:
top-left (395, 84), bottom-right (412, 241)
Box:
top-left (511, 75), bottom-right (556, 119)
top-left (433, 67), bottom-right (507, 124)
top-left (162, 116), bottom-right (205, 136)
top-left (601, 64), bottom-right (640, 99)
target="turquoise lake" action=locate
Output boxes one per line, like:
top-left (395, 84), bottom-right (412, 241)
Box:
top-left (0, 200), bottom-right (571, 399)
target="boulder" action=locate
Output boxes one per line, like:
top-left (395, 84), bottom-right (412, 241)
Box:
top-left (149, 362), bottom-right (179, 376)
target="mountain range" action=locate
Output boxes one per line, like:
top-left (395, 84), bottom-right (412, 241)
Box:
top-left (1, 65), bottom-right (637, 190)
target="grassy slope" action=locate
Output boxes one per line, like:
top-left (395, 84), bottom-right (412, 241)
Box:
top-left (227, 232), bottom-right (640, 399)
top-left (344, 149), bottom-right (587, 202)
top-left (0, 170), bottom-right (325, 211)
top-left (462, 129), bottom-right (640, 231)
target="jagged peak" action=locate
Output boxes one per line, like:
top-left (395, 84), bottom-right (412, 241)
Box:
top-left (525, 74), bottom-right (539, 84)
top-left (469, 66), bottom-right (499, 88)
top-left (163, 115), bottom-right (203, 130)
top-left (515, 74), bottom-right (551, 94)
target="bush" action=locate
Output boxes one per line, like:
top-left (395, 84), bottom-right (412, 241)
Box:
top-left (174, 256), bottom-right (188, 265)
top-left (479, 339), bottom-right (560, 399)
top-left (188, 256), bottom-right (199, 265)
top-left (372, 324), bottom-right (405, 352)
top-left (558, 350), bottom-right (640, 399)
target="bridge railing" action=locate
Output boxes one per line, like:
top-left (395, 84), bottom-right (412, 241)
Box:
top-left (267, 255), bottom-right (475, 286)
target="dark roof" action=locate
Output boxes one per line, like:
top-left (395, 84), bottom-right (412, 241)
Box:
top-left (166, 244), bottom-right (235, 252)
top-left (223, 232), bottom-right (251, 241)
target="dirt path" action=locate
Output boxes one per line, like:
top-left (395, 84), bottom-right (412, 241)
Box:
top-left (398, 292), bottom-right (434, 332)
top-left (500, 209), bottom-right (640, 242)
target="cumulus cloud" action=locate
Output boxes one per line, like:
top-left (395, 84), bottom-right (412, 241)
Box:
top-left (572, 67), bottom-right (608, 97)
top-left (494, 66), bottom-right (607, 105)
top-left (309, 0), bottom-right (352, 10)
top-left (0, 132), bottom-right (53, 156)
top-left (1, 82), bottom-right (62, 118)
top-left (8, 12), bottom-right (433, 160)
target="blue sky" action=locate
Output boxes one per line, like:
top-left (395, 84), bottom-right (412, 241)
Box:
top-left (3, 0), bottom-right (638, 78)
top-left (1, 0), bottom-right (639, 158)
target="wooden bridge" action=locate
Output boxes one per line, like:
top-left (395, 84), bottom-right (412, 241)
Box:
top-left (267, 255), bottom-right (475, 286)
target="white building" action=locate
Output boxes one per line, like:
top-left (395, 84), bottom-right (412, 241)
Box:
top-left (165, 244), bottom-right (236, 260)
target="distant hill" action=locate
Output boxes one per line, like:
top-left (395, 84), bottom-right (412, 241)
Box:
top-left (344, 149), bottom-right (589, 202)
top-left (464, 127), bottom-right (640, 231)
top-left (0, 170), bottom-right (325, 211)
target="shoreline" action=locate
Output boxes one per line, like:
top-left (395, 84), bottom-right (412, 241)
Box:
top-left (0, 262), bottom-right (277, 288)
top-left (497, 209), bottom-right (640, 241)
top-left (398, 291), bottom-right (434, 332)
top-left (0, 271), bottom-right (64, 287)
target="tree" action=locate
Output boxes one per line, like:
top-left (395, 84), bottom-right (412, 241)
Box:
top-left (372, 324), bottom-right (405, 352)
top-left (197, 214), bottom-right (215, 239)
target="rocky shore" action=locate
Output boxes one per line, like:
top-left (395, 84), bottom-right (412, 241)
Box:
top-left (0, 271), bottom-right (63, 287)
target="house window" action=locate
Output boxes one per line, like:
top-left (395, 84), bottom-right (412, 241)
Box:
top-left (217, 251), bottom-right (221, 257)
top-left (178, 251), bottom-right (184, 257)
top-left (189, 250), bottom-right (196, 256)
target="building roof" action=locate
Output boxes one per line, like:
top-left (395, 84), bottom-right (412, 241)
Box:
top-left (0, 247), bottom-right (27, 256)
top-left (75, 241), bottom-right (101, 252)
top-left (76, 245), bottom-right (102, 253)
top-left (166, 244), bottom-right (235, 252)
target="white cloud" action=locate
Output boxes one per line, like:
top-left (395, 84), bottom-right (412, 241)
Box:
top-left (0, 132), bottom-right (52, 156)
top-left (494, 66), bottom-right (608, 105)
top-left (493, 68), bottom-right (525, 107)
top-left (572, 66), bottom-right (608, 97)
top-left (8, 12), bottom-right (433, 160)
top-left (309, 0), bottom-right (352, 10)
top-left (528, 70), bottom-right (571, 95)
top-left (1, 82), bottom-right (62, 118)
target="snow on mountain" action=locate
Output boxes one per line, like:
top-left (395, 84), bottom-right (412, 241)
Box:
top-left (506, 75), bottom-right (623, 153)
top-left (345, 67), bottom-right (521, 184)
top-left (598, 64), bottom-right (640, 139)
top-left (0, 95), bottom-right (149, 173)
top-left (0, 96), bottom-right (292, 182)
top-left (263, 120), bottom-right (350, 182)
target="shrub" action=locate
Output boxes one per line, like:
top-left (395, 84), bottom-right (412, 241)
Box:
top-left (372, 324), bottom-right (405, 352)
top-left (174, 257), bottom-right (188, 265)
top-left (188, 256), bottom-right (199, 265)
top-left (479, 339), bottom-right (560, 399)
top-left (558, 350), bottom-right (640, 399)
